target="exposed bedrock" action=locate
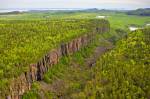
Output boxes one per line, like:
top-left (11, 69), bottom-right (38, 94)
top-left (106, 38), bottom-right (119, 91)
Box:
top-left (5, 26), bottom-right (110, 99)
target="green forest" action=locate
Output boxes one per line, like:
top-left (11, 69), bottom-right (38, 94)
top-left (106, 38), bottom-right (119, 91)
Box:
top-left (0, 19), bottom-right (109, 94)
top-left (22, 27), bottom-right (150, 99)
top-left (0, 8), bottom-right (150, 99)
top-left (127, 8), bottom-right (150, 16)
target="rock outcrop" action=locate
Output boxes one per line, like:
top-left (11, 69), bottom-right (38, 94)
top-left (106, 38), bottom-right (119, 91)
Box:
top-left (4, 23), bottom-right (110, 99)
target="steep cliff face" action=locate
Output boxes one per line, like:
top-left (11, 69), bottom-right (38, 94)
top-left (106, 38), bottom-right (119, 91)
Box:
top-left (5, 25), bottom-right (110, 99)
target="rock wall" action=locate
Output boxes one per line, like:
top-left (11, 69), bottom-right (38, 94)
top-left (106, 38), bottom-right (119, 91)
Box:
top-left (5, 24), bottom-right (110, 99)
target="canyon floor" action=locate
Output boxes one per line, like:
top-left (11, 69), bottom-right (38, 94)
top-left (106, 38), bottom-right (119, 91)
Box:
top-left (38, 38), bottom-right (113, 98)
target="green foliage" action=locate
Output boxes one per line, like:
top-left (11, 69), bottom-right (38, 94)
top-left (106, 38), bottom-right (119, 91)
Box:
top-left (23, 82), bottom-right (41, 99)
top-left (24, 31), bottom-right (114, 98)
top-left (83, 28), bottom-right (150, 98)
top-left (23, 91), bottom-right (39, 99)
top-left (127, 8), bottom-right (150, 16)
top-left (43, 56), bottom-right (70, 83)
top-left (40, 28), bottom-right (150, 99)
top-left (0, 11), bottom-right (149, 31)
top-left (24, 33), bottom-right (101, 98)
top-left (1, 10), bottom-right (149, 98)
top-left (0, 19), bottom-right (109, 92)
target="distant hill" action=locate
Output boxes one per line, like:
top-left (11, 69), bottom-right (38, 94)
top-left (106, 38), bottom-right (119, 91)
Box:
top-left (0, 11), bottom-right (22, 15)
top-left (127, 8), bottom-right (150, 16)
top-left (83, 8), bottom-right (99, 12)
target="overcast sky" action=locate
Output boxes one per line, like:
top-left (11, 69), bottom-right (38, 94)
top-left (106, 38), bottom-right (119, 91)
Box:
top-left (1, 0), bottom-right (150, 9)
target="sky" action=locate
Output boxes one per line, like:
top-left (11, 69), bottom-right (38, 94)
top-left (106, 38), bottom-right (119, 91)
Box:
top-left (0, 0), bottom-right (150, 10)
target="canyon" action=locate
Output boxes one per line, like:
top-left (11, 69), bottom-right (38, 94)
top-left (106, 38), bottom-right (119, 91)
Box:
top-left (5, 24), bottom-right (110, 99)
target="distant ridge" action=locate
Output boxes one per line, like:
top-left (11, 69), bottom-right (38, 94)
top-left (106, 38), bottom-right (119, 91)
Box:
top-left (0, 8), bottom-right (86, 13)
top-left (127, 8), bottom-right (150, 16)
top-left (0, 11), bottom-right (22, 15)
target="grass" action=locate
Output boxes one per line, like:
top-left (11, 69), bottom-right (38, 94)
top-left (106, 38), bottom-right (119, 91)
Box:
top-left (0, 11), bottom-right (149, 30)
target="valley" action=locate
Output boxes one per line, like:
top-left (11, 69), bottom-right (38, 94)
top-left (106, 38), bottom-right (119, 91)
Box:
top-left (0, 9), bottom-right (149, 99)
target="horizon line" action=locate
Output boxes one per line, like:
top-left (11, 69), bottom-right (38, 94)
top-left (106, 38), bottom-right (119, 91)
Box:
top-left (0, 7), bottom-right (149, 10)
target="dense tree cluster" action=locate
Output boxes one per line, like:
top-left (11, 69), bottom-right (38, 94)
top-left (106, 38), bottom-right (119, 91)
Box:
top-left (80, 28), bottom-right (150, 98)
top-left (127, 8), bottom-right (150, 16)
top-left (0, 19), bottom-right (109, 94)
top-left (23, 28), bottom-right (150, 99)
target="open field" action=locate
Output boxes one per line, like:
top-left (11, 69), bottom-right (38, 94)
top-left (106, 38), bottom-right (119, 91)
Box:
top-left (0, 11), bottom-right (150, 30)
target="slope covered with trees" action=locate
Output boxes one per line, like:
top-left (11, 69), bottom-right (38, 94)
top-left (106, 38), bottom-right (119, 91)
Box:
top-left (23, 28), bottom-right (150, 99)
top-left (0, 9), bottom-right (149, 99)
top-left (23, 30), bottom-right (113, 99)
top-left (0, 19), bottom-right (110, 98)
top-left (81, 28), bottom-right (150, 98)
top-left (127, 8), bottom-right (150, 16)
